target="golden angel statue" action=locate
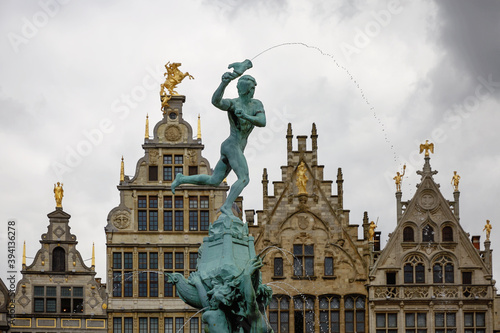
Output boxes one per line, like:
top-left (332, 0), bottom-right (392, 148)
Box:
top-left (419, 140), bottom-right (434, 157)
top-left (160, 62), bottom-right (194, 109)
top-left (393, 164), bottom-right (406, 192)
top-left (451, 171), bottom-right (460, 191)
top-left (54, 182), bottom-right (64, 208)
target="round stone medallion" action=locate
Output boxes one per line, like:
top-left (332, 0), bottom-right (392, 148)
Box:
top-left (165, 125), bottom-right (182, 142)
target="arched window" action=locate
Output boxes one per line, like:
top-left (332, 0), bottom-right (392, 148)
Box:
top-left (404, 255), bottom-right (425, 284)
top-left (403, 227), bottom-right (415, 242)
top-left (269, 295), bottom-right (290, 333)
top-left (422, 225), bottom-right (434, 242)
top-left (294, 296), bottom-right (315, 333)
top-left (345, 295), bottom-right (365, 333)
top-left (442, 226), bottom-right (453, 242)
top-left (433, 255), bottom-right (454, 283)
top-left (52, 247), bottom-right (66, 272)
top-left (319, 295), bottom-right (340, 333)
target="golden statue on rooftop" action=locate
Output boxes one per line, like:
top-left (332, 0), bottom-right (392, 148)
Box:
top-left (368, 221), bottom-right (377, 241)
top-left (419, 140), bottom-right (434, 157)
top-left (160, 62), bottom-right (194, 109)
top-left (451, 171), bottom-right (460, 191)
top-left (393, 164), bottom-right (406, 192)
top-left (296, 161), bottom-right (308, 194)
top-left (54, 182), bottom-right (64, 208)
top-left (484, 220), bottom-right (492, 241)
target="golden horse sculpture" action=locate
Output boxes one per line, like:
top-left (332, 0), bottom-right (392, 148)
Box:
top-left (160, 62), bottom-right (194, 109)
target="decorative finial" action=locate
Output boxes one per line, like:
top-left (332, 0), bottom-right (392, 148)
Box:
top-left (145, 114), bottom-right (149, 139)
top-left (91, 242), bottom-right (95, 267)
top-left (393, 164), bottom-right (406, 192)
top-left (120, 156), bottom-right (125, 182)
top-left (54, 182), bottom-right (64, 208)
top-left (296, 161), bottom-right (308, 195)
top-left (419, 140), bottom-right (434, 157)
top-left (197, 114), bottom-right (202, 140)
top-left (160, 61), bottom-right (194, 110)
top-left (451, 171), bottom-right (460, 191)
top-left (22, 241), bottom-right (26, 267)
top-left (484, 220), bottom-right (492, 241)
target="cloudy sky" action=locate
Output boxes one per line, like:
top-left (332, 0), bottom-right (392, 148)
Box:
top-left (1, 0), bottom-right (499, 285)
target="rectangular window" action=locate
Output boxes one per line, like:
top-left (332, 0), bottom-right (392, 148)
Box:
top-left (46, 298), bottom-right (56, 312)
top-left (165, 317), bottom-right (173, 333)
top-left (113, 253), bottom-right (122, 269)
top-left (189, 166), bottom-right (198, 175)
top-left (124, 317), bottom-right (133, 333)
top-left (164, 166), bottom-right (173, 181)
top-left (200, 197), bottom-right (209, 209)
top-left (174, 155), bottom-right (183, 164)
top-left (139, 253), bottom-right (147, 269)
top-left (189, 211), bottom-right (198, 231)
top-left (164, 197), bottom-right (173, 208)
top-left (405, 313), bottom-right (427, 333)
top-left (164, 273), bottom-right (174, 297)
top-left (175, 196), bottom-right (184, 208)
top-left (34, 298), bottom-right (44, 312)
top-left (150, 318), bottom-right (159, 333)
top-left (149, 165), bottom-right (158, 181)
top-left (150, 252), bottom-right (158, 269)
top-left (113, 317), bottom-right (122, 333)
top-left (190, 317), bottom-right (199, 333)
top-left (124, 252), bottom-right (133, 269)
top-left (34, 286), bottom-right (44, 296)
top-left (150, 272), bottom-right (158, 297)
top-left (324, 257), bottom-right (333, 276)
top-left (463, 271), bottom-right (472, 284)
top-left (164, 252), bottom-right (173, 269)
top-left (113, 272), bottom-right (122, 297)
top-left (150, 211), bottom-right (158, 231)
top-left (435, 312), bottom-right (456, 333)
top-left (174, 166), bottom-right (183, 175)
top-left (175, 253), bottom-right (184, 269)
top-left (200, 211), bottom-right (209, 231)
top-left (138, 211), bottom-right (147, 231)
top-left (139, 317), bottom-right (148, 333)
top-left (293, 244), bottom-right (314, 277)
top-left (176, 317), bottom-right (185, 333)
top-left (124, 272), bottom-right (133, 297)
top-left (175, 211), bottom-right (184, 231)
top-left (376, 313), bottom-right (397, 333)
top-left (189, 197), bottom-right (198, 208)
top-left (149, 196), bottom-right (158, 208)
top-left (164, 211), bottom-right (173, 231)
top-left (164, 155), bottom-right (172, 164)
top-left (274, 257), bottom-right (283, 277)
top-left (189, 253), bottom-right (198, 271)
top-left (386, 272), bottom-right (396, 285)
top-left (138, 196), bottom-right (147, 208)
top-left (139, 272), bottom-right (147, 297)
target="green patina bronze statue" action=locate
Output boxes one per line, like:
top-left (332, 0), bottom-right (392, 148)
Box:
top-left (171, 59), bottom-right (266, 217)
top-left (167, 60), bottom-right (273, 333)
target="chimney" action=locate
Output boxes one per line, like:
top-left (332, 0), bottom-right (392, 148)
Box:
top-left (471, 236), bottom-right (481, 250)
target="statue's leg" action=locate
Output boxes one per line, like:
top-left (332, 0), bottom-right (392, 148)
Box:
top-left (171, 158), bottom-right (231, 194)
top-left (220, 149), bottom-right (249, 216)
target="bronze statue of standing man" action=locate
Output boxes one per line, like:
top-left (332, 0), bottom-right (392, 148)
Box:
top-left (172, 60), bottom-right (266, 217)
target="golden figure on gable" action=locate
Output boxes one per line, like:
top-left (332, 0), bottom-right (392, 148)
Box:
top-left (160, 62), bottom-right (194, 109)
top-left (393, 164), bottom-right (406, 192)
top-left (451, 171), bottom-right (460, 191)
top-left (54, 182), bottom-right (64, 208)
top-left (484, 220), bottom-right (492, 241)
top-left (368, 221), bottom-right (377, 241)
top-left (296, 161), bottom-right (308, 195)
top-left (419, 140), bottom-right (434, 156)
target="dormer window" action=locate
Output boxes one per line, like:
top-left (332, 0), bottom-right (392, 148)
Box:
top-left (403, 227), bottom-right (415, 242)
top-left (422, 225), bottom-right (434, 242)
top-left (442, 226), bottom-right (453, 242)
top-left (52, 246), bottom-right (66, 272)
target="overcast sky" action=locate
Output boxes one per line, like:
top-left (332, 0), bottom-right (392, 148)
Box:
top-left (1, 0), bottom-right (499, 286)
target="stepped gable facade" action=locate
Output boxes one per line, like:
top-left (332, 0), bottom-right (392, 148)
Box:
top-left (369, 154), bottom-right (496, 332)
top-left (10, 207), bottom-right (107, 332)
top-left (249, 123), bottom-right (372, 333)
top-left (105, 96), bottom-right (228, 333)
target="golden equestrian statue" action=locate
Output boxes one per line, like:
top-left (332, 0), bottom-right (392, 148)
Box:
top-left (160, 62), bottom-right (194, 109)
top-left (419, 140), bottom-right (434, 157)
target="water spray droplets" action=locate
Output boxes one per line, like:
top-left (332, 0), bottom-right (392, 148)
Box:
top-left (252, 42), bottom-right (398, 163)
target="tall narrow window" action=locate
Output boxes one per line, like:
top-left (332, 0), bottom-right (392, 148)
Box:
top-left (319, 295), bottom-right (340, 333)
top-left (294, 296), bottom-right (315, 333)
top-left (345, 295), bottom-right (365, 333)
top-left (433, 256), bottom-right (454, 284)
top-left (175, 196), bottom-right (184, 231)
top-left (324, 257), bottom-right (334, 276)
top-left (442, 226), bottom-right (453, 242)
top-left (422, 225), bottom-right (434, 242)
top-left (403, 227), bottom-right (414, 242)
top-left (293, 244), bottom-right (314, 277)
top-left (435, 312), bottom-right (456, 332)
top-left (404, 255), bottom-right (425, 284)
top-left (163, 155), bottom-right (173, 181)
top-left (149, 165), bottom-right (158, 181)
top-left (165, 317), bottom-right (173, 333)
top-left (269, 295), bottom-right (290, 333)
top-left (405, 313), bottom-right (427, 333)
top-left (52, 246), bottom-right (66, 272)
top-left (376, 313), bottom-right (397, 333)
top-left (274, 257), bottom-right (283, 277)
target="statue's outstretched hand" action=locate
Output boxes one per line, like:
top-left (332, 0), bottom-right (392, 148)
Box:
top-left (245, 257), bottom-right (264, 275)
top-left (222, 71), bottom-right (239, 83)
